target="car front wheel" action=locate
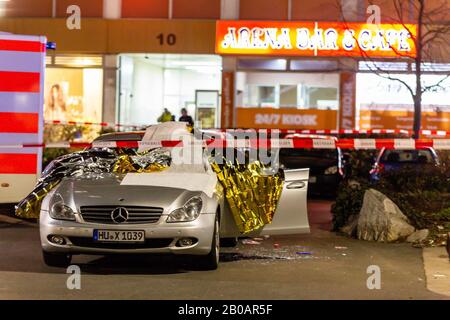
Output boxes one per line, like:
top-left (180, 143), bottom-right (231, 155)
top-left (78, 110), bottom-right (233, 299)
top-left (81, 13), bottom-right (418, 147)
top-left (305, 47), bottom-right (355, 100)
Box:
top-left (197, 214), bottom-right (220, 270)
top-left (42, 251), bottom-right (72, 268)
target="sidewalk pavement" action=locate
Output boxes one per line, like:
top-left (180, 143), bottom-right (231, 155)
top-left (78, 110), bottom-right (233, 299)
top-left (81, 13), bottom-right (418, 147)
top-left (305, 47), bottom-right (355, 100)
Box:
top-left (423, 247), bottom-right (450, 297)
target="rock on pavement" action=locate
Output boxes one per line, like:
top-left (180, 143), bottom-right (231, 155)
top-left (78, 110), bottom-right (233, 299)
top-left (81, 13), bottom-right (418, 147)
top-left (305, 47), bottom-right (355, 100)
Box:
top-left (357, 189), bottom-right (415, 242)
top-left (406, 229), bottom-right (430, 243)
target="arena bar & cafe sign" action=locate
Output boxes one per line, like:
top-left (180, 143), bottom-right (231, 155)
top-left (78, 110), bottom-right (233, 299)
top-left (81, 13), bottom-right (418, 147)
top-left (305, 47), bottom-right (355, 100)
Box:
top-left (216, 21), bottom-right (416, 58)
top-left (215, 20), bottom-right (417, 129)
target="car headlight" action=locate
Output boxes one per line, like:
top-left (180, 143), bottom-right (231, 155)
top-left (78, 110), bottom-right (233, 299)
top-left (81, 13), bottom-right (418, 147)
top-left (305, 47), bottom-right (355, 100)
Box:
top-left (50, 202), bottom-right (76, 221)
top-left (167, 196), bottom-right (203, 223)
top-left (324, 165), bottom-right (338, 175)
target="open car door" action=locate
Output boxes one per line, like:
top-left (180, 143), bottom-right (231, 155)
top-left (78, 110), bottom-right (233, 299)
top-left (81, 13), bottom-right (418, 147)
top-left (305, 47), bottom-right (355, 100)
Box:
top-left (256, 168), bottom-right (310, 235)
top-left (220, 168), bottom-right (310, 237)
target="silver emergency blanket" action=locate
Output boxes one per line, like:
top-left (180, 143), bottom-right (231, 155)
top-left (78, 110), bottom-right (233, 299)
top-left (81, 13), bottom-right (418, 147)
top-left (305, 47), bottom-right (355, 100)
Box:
top-left (15, 148), bottom-right (171, 219)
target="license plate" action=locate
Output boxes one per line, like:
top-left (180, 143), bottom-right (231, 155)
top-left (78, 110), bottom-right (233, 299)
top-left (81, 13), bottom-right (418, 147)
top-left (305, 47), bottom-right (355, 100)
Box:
top-left (309, 176), bottom-right (317, 183)
top-left (94, 230), bottom-right (145, 243)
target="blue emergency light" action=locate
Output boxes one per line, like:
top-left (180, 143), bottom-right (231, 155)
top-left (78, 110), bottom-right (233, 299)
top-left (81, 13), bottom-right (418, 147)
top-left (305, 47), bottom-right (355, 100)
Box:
top-left (46, 42), bottom-right (56, 50)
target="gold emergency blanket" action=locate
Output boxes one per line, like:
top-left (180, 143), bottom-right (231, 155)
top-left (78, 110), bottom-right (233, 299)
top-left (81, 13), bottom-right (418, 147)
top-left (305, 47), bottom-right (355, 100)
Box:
top-left (113, 155), bottom-right (167, 174)
top-left (15, 180), bottom-right (61, 219)
top-left (211, 160), bottom-right (284, 234)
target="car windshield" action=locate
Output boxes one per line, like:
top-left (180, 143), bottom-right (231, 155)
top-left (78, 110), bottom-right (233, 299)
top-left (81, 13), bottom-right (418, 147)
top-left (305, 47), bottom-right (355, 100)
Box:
top-left (94, 133), bottom-right (145, 142)
top-left (93, 133), bottom-right (145, 154)
top-left (380, 149), bottom-right (434, 164)
top-left (280, 148), bottom-right (338, 160)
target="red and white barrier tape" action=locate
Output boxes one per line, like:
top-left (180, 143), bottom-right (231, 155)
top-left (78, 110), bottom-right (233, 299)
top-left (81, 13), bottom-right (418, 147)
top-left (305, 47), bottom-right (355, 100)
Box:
top-left (219, 129), bottom-right (410, 135)
top-left (0, 140), bottom-right (183, 149)
top-left (208, 138), bottom-right (450, 150)
top-left (43, 121), bottom-right (450, 137)
top-left (2, 138), bottom-right (450, 150)
top-left (220, 128), bottom-right (450, 136)
top-left (45, 120), bottom-right (145, 129)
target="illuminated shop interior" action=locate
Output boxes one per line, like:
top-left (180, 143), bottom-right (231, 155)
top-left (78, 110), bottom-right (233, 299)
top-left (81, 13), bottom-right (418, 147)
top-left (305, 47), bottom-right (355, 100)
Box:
top-left (117, 54), bottom-right (222, 128)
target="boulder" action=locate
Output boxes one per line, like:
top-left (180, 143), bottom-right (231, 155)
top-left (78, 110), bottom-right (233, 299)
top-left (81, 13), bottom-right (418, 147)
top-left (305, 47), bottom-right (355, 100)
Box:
top-left (406, 229), bottom-right (430, 243)
top-left (357, 189), bottom-right (415, 242)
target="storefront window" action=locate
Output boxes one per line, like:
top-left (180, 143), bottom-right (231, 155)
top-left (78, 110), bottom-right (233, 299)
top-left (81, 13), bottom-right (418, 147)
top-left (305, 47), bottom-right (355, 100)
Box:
top-left (117, 54), bottom-right (222, 128)
top-left (236, 71), bottom-right (339, 130)
top-left (238, 72), bottom-right (339, 110)
top-left (245, 85), bottom-right (278, 107)
top-left (195, 90), bottom-right (220, 128)
top-left (305, 87), bottom-right (338, 109)
top-left (44, 68), bottom-right (103, 123)
top-left (44, 55), bottom-right (104, 141)
top-left (280, 85), bottom-right (297, 107)
top-left (238, 58), bottom-right (287, 71)
top-left (356, 72), bottom-right (450, 130)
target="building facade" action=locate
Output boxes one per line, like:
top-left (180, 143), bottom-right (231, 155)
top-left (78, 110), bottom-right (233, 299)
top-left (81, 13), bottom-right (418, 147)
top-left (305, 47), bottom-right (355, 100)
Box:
top-left (0, 0), bottom-right (449, 131)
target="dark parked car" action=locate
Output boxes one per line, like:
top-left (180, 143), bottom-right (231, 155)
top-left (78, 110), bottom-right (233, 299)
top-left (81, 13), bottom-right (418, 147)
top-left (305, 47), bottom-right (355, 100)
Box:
top-left (278, 135), bottom-right (345, 197)
top-left (370, 147), bottom-right (439, 182)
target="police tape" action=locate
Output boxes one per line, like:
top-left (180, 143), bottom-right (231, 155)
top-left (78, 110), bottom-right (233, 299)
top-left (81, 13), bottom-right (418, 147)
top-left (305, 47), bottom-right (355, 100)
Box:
top-left (2, 138), bottom-right (450, 150)
top-left (44, 120), bottom-right (146, 129)
top-left (0, 141), bottom-right (182, 149)
top-left (220, 129), bottom-right (410, 135)
top-left (220, 129), bottom-right (450, 136)
top-left (42, 121), bottom-right (450, 137)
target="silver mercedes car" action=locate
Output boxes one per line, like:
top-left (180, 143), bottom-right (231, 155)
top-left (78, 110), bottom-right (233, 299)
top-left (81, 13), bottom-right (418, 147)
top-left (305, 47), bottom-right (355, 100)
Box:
top-left (40, 129), bottom-right (310, 270)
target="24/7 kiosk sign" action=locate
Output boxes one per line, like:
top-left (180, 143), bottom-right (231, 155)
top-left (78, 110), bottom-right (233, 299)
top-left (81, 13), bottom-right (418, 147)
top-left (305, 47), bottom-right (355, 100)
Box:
top-left (216, 21), bottom-right (417, 58)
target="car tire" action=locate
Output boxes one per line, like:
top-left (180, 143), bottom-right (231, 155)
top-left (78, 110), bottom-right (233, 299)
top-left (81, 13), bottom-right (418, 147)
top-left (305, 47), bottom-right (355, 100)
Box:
top-left (42, 251), bottom-right (72, 268)
top-left (197, 214), bottom-right (220, 270)
top-left (221, 237), bottom-right (238, 247)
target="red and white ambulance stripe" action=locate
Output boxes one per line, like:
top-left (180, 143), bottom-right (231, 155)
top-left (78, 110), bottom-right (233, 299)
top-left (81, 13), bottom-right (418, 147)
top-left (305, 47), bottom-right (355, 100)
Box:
top-left (0, 34), bottom-right (46, 175)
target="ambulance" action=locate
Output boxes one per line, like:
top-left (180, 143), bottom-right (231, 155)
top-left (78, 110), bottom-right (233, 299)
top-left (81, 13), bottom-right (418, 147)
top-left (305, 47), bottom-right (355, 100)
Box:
top-left (0, 33), bottom-right (47, 203)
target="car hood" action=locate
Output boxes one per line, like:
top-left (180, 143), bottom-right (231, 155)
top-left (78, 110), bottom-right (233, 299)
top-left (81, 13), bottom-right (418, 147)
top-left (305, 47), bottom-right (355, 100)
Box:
top-left (52, 174), bottom-right (193, 213)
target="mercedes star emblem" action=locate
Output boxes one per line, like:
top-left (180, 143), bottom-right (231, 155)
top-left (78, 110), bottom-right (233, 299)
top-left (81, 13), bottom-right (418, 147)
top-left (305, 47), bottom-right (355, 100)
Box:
top-left (111, 207), bottom-right (129, 224)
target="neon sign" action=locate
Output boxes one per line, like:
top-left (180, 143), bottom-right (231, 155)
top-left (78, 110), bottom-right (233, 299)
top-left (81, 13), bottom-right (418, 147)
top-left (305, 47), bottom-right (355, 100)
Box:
top-left (216, 21), bottom-right (417, 58)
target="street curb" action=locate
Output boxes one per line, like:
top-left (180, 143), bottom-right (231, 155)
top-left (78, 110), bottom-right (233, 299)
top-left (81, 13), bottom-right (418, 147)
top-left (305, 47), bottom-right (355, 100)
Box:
top-left (0, 214), bottom-right (37, 227)
top-left (422, 247), bottom-right (450, 298)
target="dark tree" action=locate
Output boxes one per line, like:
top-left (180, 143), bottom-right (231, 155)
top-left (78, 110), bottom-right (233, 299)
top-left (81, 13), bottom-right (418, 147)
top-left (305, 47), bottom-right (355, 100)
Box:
top-left (339, 0), bottom-right (450, 137)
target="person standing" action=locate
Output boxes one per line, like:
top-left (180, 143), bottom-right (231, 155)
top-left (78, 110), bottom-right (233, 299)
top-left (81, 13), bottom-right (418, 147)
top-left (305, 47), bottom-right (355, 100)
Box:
top-left (157, 108), bottom-right (173, 123)
top-left (179, 108), bottom-right (194, 127)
